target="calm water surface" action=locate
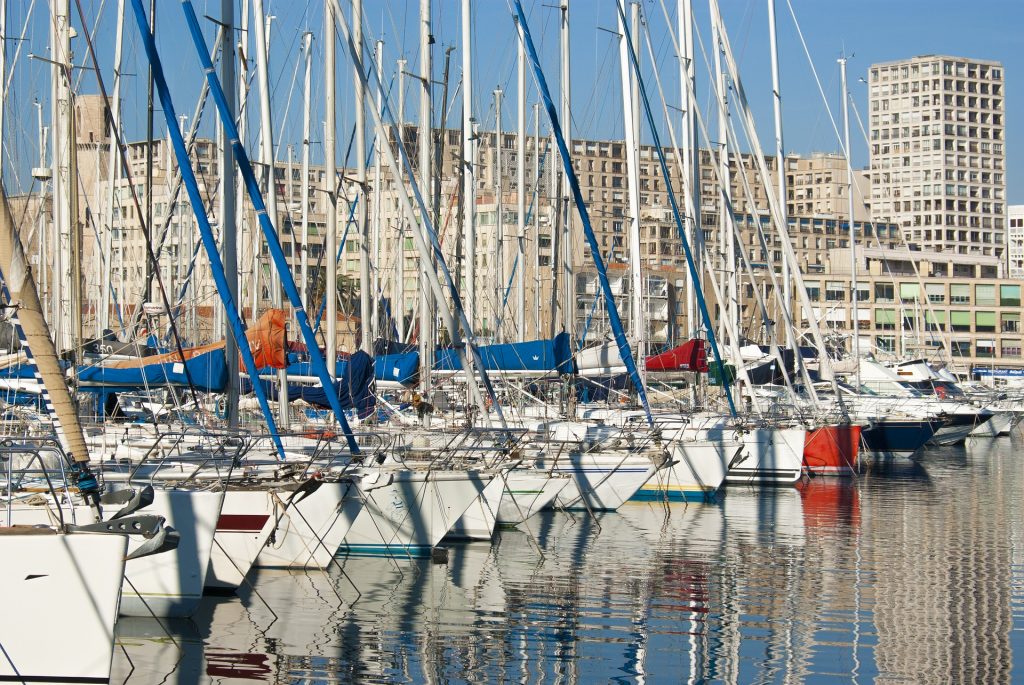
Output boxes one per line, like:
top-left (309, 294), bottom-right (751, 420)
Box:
top-left (113, 437), bottom-right (1024, 683)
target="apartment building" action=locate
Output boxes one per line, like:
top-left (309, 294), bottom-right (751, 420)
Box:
top-left (868, 55), bottom-right (1006, 256)
top-left (784, 152), bottom-right (871, 221)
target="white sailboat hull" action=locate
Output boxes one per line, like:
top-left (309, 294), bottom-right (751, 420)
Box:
top-left (689, 425), bottom-right (805, 485)
top-left (0, 531), bottom-right (127, 684)
top-left (339, 469), bottom-right (488, 556)
top-left (541, 451), bottom-right (659, 511)
top-left (206, 488), bottom-right (278, 590)
top-left (447, 474), bottom-right (506, 541)
top-left (254, 479), bottom-right (363, 569)
top-left (1, 489), bottom-right (221, 618)
top-left (495, 471), bottom-right (571, 525)
top-left (969, 409), bottom-right (1020, 437)
top-left (635, 438), bottom-right (732, 501)
top-left (117, 489), bottom-right (222, 617)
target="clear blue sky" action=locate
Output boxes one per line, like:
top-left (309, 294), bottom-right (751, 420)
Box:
top-left (5, 0), bottom-right (1021, 203)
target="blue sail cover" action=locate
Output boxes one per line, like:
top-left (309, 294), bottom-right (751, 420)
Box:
top-left (434, 333), bottom-right (574, 375)
top-left (246, 350), bottom-right (376, 418)
top-left (376, 352), bottom-right (419, 384)
top-left (76, 348), bottom-right (228, 392)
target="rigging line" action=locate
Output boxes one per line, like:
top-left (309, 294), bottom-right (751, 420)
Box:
top-left (73, 0), bottom-right (209, 422)
top-left (2, 0), bottom-right (36, 105)
top-left (307, 123), bottom-right (356, 331)
top-left (73, 0), bottom-right (109, 93)
top-left (271, 24), bottom-right (305, 162)
top-left (331, 0), bottom-right (508, 429)
top-left (786, 1), bottom-right (954, 372)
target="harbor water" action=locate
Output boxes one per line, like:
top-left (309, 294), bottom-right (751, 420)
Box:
top-left (113, 436), bottom-right (1024, 683)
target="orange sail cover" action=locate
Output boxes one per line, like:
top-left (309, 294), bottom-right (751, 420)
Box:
top-left (245, 309), bottom-right (288, 369)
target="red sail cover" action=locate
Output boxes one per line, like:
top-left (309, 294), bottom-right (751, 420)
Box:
top-left (645, 339), bottom-right (708, 372)
top-left (245, 308), bottom-right (288, 370)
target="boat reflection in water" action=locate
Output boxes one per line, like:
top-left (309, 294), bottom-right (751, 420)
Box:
top-left (110, 442), bottom-right (1024, 683)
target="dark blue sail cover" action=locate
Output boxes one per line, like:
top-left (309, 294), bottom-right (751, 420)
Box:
top-left (77, 348), bottom-right (228, 392)
top-left (376, 352), bottom-right (419, 384)
top-left (246, 350), bottom-right (376, 418)
top-left (434, 333), bottom-right (574, 375)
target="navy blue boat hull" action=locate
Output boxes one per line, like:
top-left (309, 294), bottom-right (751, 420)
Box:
top-left (861, 419), bottom-right (943, 458)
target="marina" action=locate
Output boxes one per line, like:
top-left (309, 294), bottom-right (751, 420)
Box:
top-left (105, 438), bottom-right (1024, 684)
top-left (0, 1), bottom-right (1021, 682)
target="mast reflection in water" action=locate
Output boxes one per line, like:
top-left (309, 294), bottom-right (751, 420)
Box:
top-left (112, 440), bottom-right (1024, 683)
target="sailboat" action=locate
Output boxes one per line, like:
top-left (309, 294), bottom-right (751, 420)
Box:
top-left (0, 145), bottom-right (175, 677)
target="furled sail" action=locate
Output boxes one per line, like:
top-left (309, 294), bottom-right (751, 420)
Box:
top-left (0, 191), bottom-right (90, 462)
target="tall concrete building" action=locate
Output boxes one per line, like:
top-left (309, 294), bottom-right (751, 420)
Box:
top-left (868, 55), bottom-right (1006, 257)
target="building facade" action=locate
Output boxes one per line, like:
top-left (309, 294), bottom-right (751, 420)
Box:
top-left (868, 55), bottom-right (1006, 256)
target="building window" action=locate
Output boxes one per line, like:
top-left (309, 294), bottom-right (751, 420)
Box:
top-left (1000, 284), bottom-right (1020, 306)
top-left (949, 283), bottom-right (971, 304)
top-left (950, 310), bottom-right (971, 332)
top-left (925, 310), bottom-right (946, 332)
top-left (874, 283), bottom-right (894, 303)
top-left (951, 340), bottom-right (971, 357)
top-left (874, 308), bottom-right (896, 331)
top-left (975, 311), bottom-right (997, 333)
top-left (975, 284), bottom-right (996, 305)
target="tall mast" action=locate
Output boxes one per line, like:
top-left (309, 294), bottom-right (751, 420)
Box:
top-left (101, 0), bottom-right (126, 336)
top-left (143, 0), bottom-right (155, 306)
top-left (618, 1), bottom-right (643, 357)
top-left (515, 17), bottom-right (527, 342)
top-left (0, 0), bottom-right (5, 185)
top-left (240, 0), bottom-right (257, 329)
top-left (768, 0), bottom-right (793, 351)
top-left (679, 0), bottom-right (699, 337)
top-left (253, 0), bottom-right (287, 425)
top-left (324, 0), bottom-right (338, 374)
top-left (461, 0), bottom-right (476, 331)
top-left (711, 19), bottom-right (732, 348)
top-left (299, 31), bottom-right (312, 311)
top-left (395, 56), bottom-right (407, 341)
top-left (840, 54), bottom-right (860, 387)
top-left (354, 0), bottom-right (371, 352)
top-left (371, 39), bottom-right (383, 344)
top-left (493, 86), bottom-right (504, 342)
top-left (418, 0), bottom-right (433, 397)
top-left (559, 0), bottom-right (572, 336)
top-left (533, 103), bottom-right (541, 338)
top-left (50, 0), bottom-right (71, 352)
top-left (221, 0), bottom-right (239, 425)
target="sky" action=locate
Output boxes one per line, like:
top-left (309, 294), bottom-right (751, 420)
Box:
top-left (4, 0), bottom-right (1022, 203)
